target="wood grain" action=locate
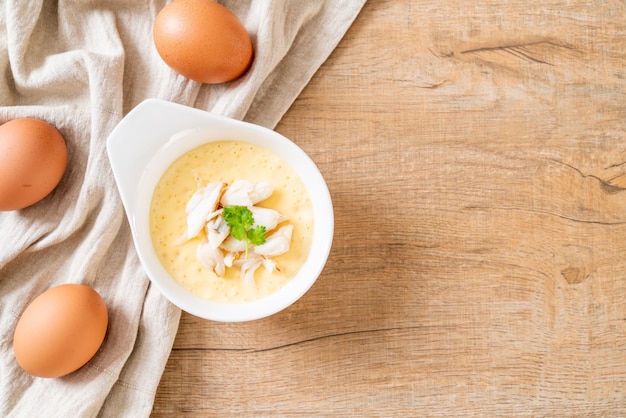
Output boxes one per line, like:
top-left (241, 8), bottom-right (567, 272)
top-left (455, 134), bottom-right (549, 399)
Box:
top-left (152, 0), bottom-right (626, 416)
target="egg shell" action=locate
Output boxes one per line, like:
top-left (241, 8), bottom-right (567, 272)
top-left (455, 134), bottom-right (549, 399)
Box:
top-left (13, 284), bottom-right (108, 378)
top-left (0, 118), bottom-right (67, 211)
top-left (153, 0), bottom-right (253, 84)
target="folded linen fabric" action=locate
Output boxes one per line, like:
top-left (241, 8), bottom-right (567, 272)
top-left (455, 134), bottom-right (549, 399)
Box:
top-left (0, 1), bottom-right (366, 416)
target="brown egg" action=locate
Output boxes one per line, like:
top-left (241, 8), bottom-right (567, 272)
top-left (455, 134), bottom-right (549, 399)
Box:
top-left (13, 284), bottom-right (108, 378)
top-left (0, 118), bottom-right (67, 211)
top-left (153, 0), bottom-right (254, 84)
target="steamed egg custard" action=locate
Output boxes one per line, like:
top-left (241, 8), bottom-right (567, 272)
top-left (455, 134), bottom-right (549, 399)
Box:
top-left (150, 140), bottom-right (314, 304)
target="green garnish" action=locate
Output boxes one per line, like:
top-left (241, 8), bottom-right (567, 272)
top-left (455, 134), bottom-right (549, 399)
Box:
top-left (223, 205), bottom-right (267, 258)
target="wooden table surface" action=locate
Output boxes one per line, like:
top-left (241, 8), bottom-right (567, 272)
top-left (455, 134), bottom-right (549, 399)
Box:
top-left (152, 0), bottom-right (626, 415)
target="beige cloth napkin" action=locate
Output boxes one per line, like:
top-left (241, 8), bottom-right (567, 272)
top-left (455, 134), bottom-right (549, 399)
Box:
top-left (0, 1), bottom-right (365, 416)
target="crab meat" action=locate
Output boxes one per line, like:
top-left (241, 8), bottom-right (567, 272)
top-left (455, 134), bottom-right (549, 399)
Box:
top-left (206, 212), bottom-right (230, 248)
top-left (249, 206), bottom-right (288, 232)
top-left (181, 178), bottom-right (294, 284)
top-left (261, 257), bottom-right (280, 273)
top-left (184, 181), bottom-right (225, 240)
top-left (196, 238), bottom-right (226, 277)
top-left (235, 254), bottom-right (263, 286)
top-left (231, 253), bottom-right (282, 286)
top-left (223, 251), bottom-right (236, 268)
top-left (220, 180), bottom-right (273, 207)
top-left (220, 235), bottom-right (247, 253)
top-left (253, 225), bottom-right (293, 257)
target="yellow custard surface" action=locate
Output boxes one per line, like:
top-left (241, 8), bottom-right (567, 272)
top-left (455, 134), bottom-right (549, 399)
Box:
top-left (149, 140), bottom-right (314, 304)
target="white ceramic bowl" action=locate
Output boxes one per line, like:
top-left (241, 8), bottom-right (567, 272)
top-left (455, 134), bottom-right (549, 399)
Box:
top-left (106, 99), bottom-right (334, 322)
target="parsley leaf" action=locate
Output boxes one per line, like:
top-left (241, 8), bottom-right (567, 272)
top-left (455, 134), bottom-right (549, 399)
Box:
top-left (222, 205), bottom-right (267, 258)
top-left (248, 225), bottom-right (267, 246)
